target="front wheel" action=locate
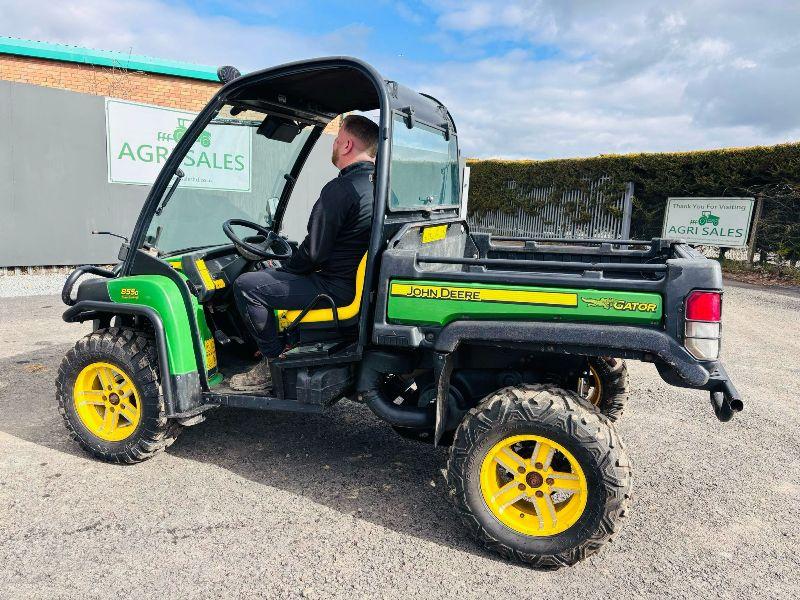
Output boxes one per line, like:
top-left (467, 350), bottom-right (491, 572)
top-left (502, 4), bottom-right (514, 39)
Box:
top-left (447, 384), bottom-right (631, 568)
top-left (56, 328), bottom-right (181, 463)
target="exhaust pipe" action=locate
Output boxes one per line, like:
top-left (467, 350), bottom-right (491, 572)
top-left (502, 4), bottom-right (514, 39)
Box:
top-left (360, 387), bottom-right (434, 429)
top-left (357, 351), bottom-right (435, 429)
top-left (711, 391), bottom-right (743, 422)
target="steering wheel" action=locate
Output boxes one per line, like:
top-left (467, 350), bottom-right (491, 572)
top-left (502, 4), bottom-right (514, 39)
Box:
top-left (222, 219), bottom-right (293, 261)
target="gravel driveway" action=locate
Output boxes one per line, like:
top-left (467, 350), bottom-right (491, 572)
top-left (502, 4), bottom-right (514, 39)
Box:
top-left (0, 283), bottom-right (797, 599)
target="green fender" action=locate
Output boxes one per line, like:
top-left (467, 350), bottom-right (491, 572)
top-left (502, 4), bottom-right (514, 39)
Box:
top-left (107, 275), bottom-right (211, 375)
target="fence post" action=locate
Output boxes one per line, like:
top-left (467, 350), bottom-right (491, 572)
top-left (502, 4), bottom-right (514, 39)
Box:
top-left (621, 182), bottom-right (634, 239)
top-left (746, 196), bottom-right (764, 265)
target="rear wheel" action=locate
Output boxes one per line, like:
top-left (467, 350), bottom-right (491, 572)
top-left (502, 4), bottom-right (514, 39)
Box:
top-left (447, 384), bottom-right (631, 568)
top-left (577, 357), bottom-right (629, 421)
top-left (56, 328), bottom-right (181, 463)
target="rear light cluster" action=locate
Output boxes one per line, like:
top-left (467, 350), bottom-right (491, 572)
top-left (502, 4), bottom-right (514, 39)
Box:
top-left (684, 291), bottom-right (722, 360)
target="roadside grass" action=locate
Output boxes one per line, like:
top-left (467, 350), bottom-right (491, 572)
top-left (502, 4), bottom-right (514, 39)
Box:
top-left (718, 258), bottom-right (800, 286)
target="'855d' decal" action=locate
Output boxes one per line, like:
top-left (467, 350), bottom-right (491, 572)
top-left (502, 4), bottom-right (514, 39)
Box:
top-left (390, 283), bottom-right (577, 307)
top-left (580, 296), bottom-right (658, 313)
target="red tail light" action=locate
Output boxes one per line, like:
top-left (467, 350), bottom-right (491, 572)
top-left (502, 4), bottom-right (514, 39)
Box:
top-left (686, 291), bottom-right (721, 322)
top-left (684, 291), bottom-right (722, 360)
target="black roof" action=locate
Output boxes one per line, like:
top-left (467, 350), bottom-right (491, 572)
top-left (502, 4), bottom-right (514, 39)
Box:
top-left (218, 56), bottom-right (456, 133)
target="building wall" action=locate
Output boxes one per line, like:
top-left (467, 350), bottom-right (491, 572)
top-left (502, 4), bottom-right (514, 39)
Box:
top-left (0, 54), bottom-right (220, 111)
top-left (0, 54), bottom-right (340, 132)
top-left (0, 79), bottom-right (336, 267)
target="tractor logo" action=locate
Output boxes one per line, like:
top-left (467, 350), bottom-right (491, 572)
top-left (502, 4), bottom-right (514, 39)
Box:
top-left (160, 118), bottom-right (211, 146)
top-left (581, 297), bottom-right (658, 313)
top-left (692, 211), bottom-right (720, 227)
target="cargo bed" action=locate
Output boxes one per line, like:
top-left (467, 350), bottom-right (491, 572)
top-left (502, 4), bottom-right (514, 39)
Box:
top-left (372, 221), bottom-right (741, 420)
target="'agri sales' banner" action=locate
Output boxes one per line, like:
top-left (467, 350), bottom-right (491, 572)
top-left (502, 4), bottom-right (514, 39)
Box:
top-left (105, 99), bottom-right (252, 192)
top-left (662, 197), bottom-right (754, 247)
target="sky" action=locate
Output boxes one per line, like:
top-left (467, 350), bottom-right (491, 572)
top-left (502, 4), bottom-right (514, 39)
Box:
top-left (2, 0), bottom-right (800, 159)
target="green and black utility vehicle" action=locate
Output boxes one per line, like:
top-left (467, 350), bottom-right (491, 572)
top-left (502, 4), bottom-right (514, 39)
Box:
top-left (58, 58), bottom-right (742, 568)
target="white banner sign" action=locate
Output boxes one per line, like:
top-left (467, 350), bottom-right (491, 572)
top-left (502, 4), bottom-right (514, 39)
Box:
top-left (663, 197), bottom-right (754, 247)
top-left (105, 99), bottom-right (252, 192)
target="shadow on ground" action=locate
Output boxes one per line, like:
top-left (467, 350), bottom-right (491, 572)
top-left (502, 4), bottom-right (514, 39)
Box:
top-left (0, 344), bottom-right (504, 564)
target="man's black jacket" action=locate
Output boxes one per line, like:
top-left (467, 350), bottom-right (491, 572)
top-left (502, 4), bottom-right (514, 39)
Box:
top-left (282, 160), bottom-right (374, 304)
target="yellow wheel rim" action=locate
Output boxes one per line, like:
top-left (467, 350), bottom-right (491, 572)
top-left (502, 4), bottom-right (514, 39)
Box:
top-left (73, 362), bottom-right (141, 442)
top-left (579, 365), bottom-right (603, 406)
top-left (479, 434), bottom-right (588, 537)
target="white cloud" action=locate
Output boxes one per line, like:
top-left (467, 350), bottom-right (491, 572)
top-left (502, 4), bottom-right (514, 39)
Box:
top-left (0, 0), bottom-right (370, 72)
top-left (2, 0), bottom-right (799, 158)
top-left (417, 0), bottom-right (800, 157)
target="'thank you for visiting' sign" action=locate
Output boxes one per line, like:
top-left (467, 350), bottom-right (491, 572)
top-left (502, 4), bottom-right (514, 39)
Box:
top-left (105, 99), bottom-right (252, 192)
top-left (662, 197), bottom-right (755, 247)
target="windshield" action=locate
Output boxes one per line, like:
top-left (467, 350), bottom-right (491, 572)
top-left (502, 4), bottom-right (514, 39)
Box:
top-left (389, 115), bottom-right (460, 211)
top-left (144, 105), bottom-right (312, 256)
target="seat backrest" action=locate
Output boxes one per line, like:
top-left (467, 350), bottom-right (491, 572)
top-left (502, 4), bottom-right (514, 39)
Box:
top-left (276, 252), bottom-right (368, 330)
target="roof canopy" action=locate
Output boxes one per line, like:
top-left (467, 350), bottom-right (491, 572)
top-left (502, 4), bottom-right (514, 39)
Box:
top-left (221, 57), bottom-right (455, 132)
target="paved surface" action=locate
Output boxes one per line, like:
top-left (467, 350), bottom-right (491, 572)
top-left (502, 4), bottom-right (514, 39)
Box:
top-left (0, 287), bottom-right (798, 599)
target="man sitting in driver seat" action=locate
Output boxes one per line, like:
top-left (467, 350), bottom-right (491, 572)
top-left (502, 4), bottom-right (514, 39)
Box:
top-left (230, 115), bottom-right (379, 391)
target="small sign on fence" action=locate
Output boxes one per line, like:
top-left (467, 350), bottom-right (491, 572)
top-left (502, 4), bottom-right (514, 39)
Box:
top-left (662, 197), bottom-right (754, 247)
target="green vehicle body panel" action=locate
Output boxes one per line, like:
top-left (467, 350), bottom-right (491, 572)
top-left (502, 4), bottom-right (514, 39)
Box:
top-left (107, 275), bottom-right (215, 376)
top-left (387, 280), bottom-right (663, 326)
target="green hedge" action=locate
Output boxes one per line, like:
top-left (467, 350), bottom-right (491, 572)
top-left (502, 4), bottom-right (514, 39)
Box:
top-left (467, 142), bottom-right (800, 261)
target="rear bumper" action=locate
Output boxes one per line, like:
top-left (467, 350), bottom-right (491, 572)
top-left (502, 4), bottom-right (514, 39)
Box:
top-left (432, 319), bottom-right (743, 421)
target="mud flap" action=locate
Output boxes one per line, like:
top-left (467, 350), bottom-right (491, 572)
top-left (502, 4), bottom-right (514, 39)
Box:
top-left (433, 351), bottom-right (455, 446)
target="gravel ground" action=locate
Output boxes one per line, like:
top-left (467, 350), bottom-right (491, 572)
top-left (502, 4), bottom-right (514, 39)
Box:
top-left (0, 272), bottom-right (80, 298)
top-left (0, 285), bottom-right (798, 599)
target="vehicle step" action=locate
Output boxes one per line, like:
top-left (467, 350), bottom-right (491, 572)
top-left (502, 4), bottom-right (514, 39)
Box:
top-left (203, 390), bottom-right (324, 413)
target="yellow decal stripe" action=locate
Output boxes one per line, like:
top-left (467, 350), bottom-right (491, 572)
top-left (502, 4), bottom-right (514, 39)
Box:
top-left (195, 259), bottom-right (216, 291)
top-left (390, 283), bottom-right (577, 307)
top-left (421, 225), bottom-right (448, 243)
top-left (204, 338), bottom-right (217, 370)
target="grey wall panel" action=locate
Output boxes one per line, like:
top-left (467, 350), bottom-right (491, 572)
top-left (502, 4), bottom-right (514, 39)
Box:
top-left (0, 82), bottom-right (13, 261)
top-left (0, 80), bottom-right (336, 266)
top-left (0, 81), bottom-right (146, 266)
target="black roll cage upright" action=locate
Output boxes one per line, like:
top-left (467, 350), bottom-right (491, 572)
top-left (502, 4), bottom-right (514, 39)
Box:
top-left (120, 56), bottom-right (459, 358)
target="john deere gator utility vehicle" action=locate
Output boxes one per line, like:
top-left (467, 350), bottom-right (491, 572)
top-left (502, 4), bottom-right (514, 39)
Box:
top-left (58, 57), bottom-right (743, 568)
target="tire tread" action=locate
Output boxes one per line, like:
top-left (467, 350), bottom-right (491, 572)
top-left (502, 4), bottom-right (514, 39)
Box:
top-left (55, 327), bottom-right (181, 464)
top-left (446, 383), bottom-right (632, 568)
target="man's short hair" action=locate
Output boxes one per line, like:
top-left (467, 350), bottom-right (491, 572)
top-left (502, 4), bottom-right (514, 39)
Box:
top-left (342, 115), bottom-right (379, 157)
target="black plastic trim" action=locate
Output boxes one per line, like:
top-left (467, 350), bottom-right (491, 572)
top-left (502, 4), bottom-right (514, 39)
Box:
top-left (75, 277), bottom-right (112, 303)
top-left (62, 265), bottom-right (115, 305)
top-left (433, 320), bottom-right (712, 387)
top-left (203, 391), bottom-right (324, 413)
top-left (418, 255), bottom-right (668, 273)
